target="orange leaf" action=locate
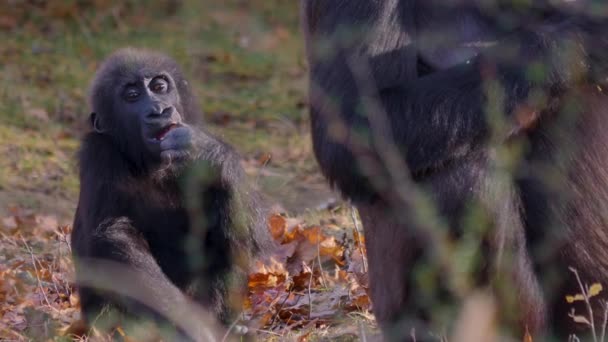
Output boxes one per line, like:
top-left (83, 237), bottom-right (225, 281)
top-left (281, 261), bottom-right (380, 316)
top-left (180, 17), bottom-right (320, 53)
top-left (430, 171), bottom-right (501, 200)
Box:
top-left (268, 214), bottom-right (286, 241)
top-left (302, 226), bottom-right (323, 244)
top-left (284, 226), bottom-right (303, 243)
top-left (353, 229), bottom-right (365, 247)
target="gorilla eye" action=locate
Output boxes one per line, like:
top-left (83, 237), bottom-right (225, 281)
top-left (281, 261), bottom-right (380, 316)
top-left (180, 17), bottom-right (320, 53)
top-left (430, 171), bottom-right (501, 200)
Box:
top-left (123, 87), bottom-right (140, 102)
top-left (150, 77), bottom-right (169, 94)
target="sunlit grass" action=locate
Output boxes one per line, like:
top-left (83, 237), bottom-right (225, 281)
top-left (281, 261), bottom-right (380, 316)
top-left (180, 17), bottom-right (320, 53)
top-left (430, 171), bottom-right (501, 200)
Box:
top-left (0, 0), bottom-right (314, 215)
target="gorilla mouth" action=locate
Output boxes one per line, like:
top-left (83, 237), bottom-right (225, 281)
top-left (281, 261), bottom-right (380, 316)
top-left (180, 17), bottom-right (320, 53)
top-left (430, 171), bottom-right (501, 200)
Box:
top-left (155, 123), bottom-right (179, 141)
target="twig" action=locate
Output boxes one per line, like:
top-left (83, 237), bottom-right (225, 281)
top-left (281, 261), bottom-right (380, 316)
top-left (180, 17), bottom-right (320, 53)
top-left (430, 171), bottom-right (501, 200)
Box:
top-left (0, 232), bottom-right (19, 247)
top-left (20, 235), bottom-right (57, 312)
top-left (308, 258), bottom-right (315, 320)
top-left (56, 225), bottom-right (72, 253)
top-left (54, 234), bottom-right (73, 295)
top-left (358, 322), bottom-right (368, 342)
top-left (570, 267), bottom-right (598, 342)
top-left (569, 334), bottom-right (581, 342)
top-left (269, 287), bottom-right (294, 327)
top-left (34, 252), bottom-right (62, 301)
top-left (316, 238), bottom-right (328, 287)
top-left (350, 205), bottom-right (368, 273)
top-left (50, 272), bottom-right (61, 298)
top-left (221, 311), bottom-right (244, 342)
top-left (249, 328), bottom-right (282, 337)
top-left (600, 300), bottom-right (608, 342)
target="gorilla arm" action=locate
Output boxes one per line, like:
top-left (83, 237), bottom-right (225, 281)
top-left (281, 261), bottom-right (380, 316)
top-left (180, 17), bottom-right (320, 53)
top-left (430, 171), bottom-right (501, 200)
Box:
top-left (71, 133), bottom-right (221, 340)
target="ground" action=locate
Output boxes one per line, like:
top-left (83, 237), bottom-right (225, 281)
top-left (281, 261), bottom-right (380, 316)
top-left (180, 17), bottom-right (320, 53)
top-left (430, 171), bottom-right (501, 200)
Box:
top-left (0, 1), bottom-right (377, 341)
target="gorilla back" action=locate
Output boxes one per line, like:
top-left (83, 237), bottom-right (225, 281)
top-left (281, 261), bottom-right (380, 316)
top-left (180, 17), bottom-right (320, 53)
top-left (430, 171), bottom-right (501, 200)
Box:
top-left (71, 48), bottom-right (272, 335)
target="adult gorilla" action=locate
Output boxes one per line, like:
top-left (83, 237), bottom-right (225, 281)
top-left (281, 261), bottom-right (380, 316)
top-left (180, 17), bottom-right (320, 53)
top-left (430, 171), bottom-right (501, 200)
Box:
top-left (301, 1), bottom-right (608, 340)
top-left (71, 48), bottom-right (273, 339)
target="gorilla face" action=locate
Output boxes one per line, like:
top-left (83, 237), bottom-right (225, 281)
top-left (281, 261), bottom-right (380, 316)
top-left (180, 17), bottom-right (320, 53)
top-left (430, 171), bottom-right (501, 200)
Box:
top-left (115, 73), bottom-right (185, 156)
top-left (90, 58), bottom-right (197, 170)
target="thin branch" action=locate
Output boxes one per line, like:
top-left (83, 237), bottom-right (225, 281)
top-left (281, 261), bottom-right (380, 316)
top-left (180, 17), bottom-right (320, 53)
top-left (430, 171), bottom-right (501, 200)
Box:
top-left (316, 238), bottom-right (328, 287)
top-left (249, 328), bottom-right (282, 337)
top-left (308, 258), bottom-right (315, 320)
top-left (600, 300), bottom-right (608, 342)
top-left (269, 287), bottom-right (294, 327)
top-left (221, 311), bottom-right (244, 342)
top-left (358, 322), bottom-right (368, 342)
top-left (20, 235), bottom-right (57, 312)
top-left (350, 205), bottom-right (368, 273)
top-left (570, 267), bottom-right (598, 342)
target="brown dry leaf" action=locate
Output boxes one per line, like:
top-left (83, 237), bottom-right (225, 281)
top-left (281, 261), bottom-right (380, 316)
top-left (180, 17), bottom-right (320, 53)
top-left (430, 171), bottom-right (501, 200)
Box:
top-left (353, 229), bottom-right (365, 247)
top-left (269, 214), bottom-right (286, 241)
top-left (251, 256), bottom-right (288, 277)
top-left (344, 294), bottom-right (371, 312)
top-left (319, 236), bottom-right (344, 263)
top-left (245, 214), bottom-right (372, 332)
top-left (256, 152), bottom-right (272, 166)
top-left (248, 273), bottom-right (286, 290)
top-left (292, 271), bottom-right (313, 291)
top-left (301, 226), bottom-right (323, 244)
top-left (290, 240), bottom-right (319, 270)
top-left (283, 225), bottom-right (303, 244)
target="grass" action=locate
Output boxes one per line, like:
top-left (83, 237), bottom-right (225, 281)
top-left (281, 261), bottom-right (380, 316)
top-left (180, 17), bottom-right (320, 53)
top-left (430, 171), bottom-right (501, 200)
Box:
top-left (0, 1), bottom-right (378, 341)
top-left (0, 0), bottom-right (324, 217)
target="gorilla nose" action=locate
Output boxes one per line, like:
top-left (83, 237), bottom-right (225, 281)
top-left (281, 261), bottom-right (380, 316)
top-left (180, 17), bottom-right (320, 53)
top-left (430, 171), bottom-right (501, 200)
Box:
top-left (148, 105), bottom-right (174, 118)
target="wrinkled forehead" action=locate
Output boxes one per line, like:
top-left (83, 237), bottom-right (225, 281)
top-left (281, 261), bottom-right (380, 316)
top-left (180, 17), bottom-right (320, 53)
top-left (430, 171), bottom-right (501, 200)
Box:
top-left (89, 51), bottom-right (183, 110)
top-left (108, 60), bottom-right (171, 84)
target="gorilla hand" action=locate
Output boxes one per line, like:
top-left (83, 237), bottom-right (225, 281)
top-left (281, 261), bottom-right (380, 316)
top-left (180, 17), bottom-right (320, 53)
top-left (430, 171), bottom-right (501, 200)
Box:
top-left (159, 125), bottom-right (195, 164)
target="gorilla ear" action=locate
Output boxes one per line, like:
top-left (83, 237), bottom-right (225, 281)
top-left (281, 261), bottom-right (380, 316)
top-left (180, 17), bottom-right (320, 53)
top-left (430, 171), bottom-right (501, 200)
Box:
top-left (89, 112), bottom-right (105, 133)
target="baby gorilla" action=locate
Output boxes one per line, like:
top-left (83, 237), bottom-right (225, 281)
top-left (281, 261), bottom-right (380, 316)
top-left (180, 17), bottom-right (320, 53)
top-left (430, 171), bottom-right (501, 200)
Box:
top-left (71, 48), bottom-right (273, 338)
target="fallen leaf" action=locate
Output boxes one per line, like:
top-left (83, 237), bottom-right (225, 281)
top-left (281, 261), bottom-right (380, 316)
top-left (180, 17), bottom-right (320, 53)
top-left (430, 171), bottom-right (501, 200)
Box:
top-left (269, 214), bottom-right (286, 240)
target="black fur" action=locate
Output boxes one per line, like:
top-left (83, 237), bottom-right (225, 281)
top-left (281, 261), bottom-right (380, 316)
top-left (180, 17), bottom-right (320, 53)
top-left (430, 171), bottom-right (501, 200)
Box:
top-left (71, 48), bottom-right (273, 336)
top-left (302, 1), bottom-right (608, 340)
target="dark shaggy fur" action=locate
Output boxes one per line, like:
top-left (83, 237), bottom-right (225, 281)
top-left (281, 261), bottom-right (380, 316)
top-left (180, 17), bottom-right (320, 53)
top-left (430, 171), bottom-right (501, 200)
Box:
top-left (301, 1), bottom-right (608, 340)
top-left (71, 48), bottom-right (273, 337)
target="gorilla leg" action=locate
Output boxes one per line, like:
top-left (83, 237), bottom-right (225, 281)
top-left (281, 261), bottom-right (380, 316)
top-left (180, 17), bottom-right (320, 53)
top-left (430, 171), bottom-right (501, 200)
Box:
top-left (358, 152), bottom-right (549, 340)
top-left (73, 217), bottom-right (217, 340)
top-left (358, 202), bottom-right (423, 338)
